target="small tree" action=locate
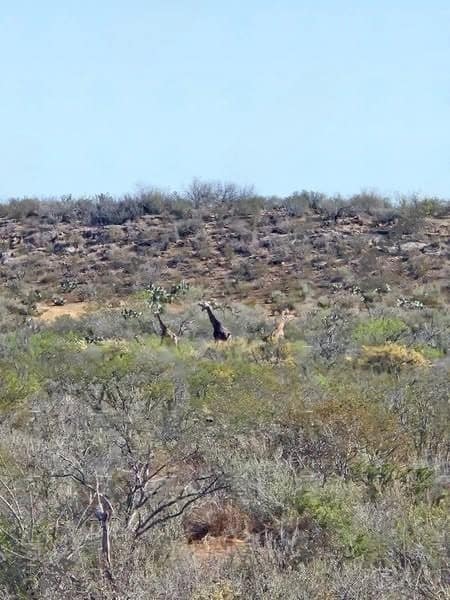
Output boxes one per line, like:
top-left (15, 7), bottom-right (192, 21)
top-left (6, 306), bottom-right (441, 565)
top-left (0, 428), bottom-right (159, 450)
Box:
top-left (144, 281), bottom-right (189, 315)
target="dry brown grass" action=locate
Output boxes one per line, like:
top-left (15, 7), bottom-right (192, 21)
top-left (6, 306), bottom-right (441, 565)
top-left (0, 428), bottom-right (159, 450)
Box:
top-left (2, 207), bottom-right (448, 308)
top-left (183, 499), bottom-right (253, 543)
top-left (187, 536), bottom-right (249, 560)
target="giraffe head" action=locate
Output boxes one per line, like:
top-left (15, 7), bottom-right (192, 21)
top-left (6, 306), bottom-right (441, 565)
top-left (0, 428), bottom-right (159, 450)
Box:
top-left (199, 300), bottom-right (220, 312)
top-left (280, 310), bottom-right (295, 322)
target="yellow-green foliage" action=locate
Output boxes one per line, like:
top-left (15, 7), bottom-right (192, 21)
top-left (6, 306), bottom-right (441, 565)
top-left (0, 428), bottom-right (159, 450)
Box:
top-left (0, 516), bottom-right (14, 554)
top-left (93, 340), bottom-right (136, 378)
top-left (188, 357), bottom-right (299, 426)
top-left (295, 484), bottom-right (384, 560)
top-left (192, 582), bottom-right (239, 600)
top-left (352, 462), bottom-right (435, 500)
top-left (413, 344), bottom-right (444, 360)
top-left (353, 317), bottom-right (408, 345)
top-left (394, 501), bottom-right (448, 566)
top-left (326, 397), bottom-right (410, 460)
top-left (189, 361), bottom-right (235, 403)
top-left (0, 364), bottom-right (41, 409)
top-left (304, 395), bottom-right (412, 463)
top-left (359, 343), bottom-right (429, 372)
top-left (9, 331), bottom-right (89, 382)
top-left (255, 340), bottom-right (298, 366)
top-left (69, 338), bottom-right (144, 381)
top-left (28, 330), bottom-right (87, 358)
top-left (142, 378), bottom-right (176, 412)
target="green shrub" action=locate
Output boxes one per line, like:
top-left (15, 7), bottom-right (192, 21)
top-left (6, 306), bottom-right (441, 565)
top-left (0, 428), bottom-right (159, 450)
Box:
top-left (352, 317), bottom-right (408, 345)
top-left (0, 365), bottom-right (41, 409)
top-left (0, 285), bottom-right (447, 597)
top-left (295, 484), bottom-right (384, 560)
top-left (359, 343), bottom-right (430, 372)
top-left (192, 582), bottom-right (239, 600)
top-left (352, 461), bottom-right (435, 501)
top-left (413, 344), bottom-right (444, 360)
top-left (393, 502), bottom-right (448, 571)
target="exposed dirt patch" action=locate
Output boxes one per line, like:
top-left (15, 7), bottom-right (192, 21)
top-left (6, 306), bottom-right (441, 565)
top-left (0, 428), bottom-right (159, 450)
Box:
top-left (187, 536), bottom-right (249, 560)
top-left (36, 301), bottom-right (95, 322)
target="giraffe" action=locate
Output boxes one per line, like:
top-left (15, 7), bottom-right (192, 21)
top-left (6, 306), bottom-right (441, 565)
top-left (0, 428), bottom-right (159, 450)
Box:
top-left (156, 312), bottom-right (179, 346)
top-left (199, 301), bottom-right (232, 342)
top-left (263, 310), bottom-right (294, 344)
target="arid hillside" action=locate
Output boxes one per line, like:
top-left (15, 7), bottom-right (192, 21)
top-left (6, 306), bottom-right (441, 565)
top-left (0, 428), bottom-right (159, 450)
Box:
top-left (1, 189), bottom-right (449, 316)
top-left (0, 189), bottom-right (448, 599)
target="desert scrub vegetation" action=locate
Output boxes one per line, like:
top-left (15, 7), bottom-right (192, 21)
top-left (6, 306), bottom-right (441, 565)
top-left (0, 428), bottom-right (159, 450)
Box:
top-left (1, 182), bottom-right (448, 309)
top-left (0, 283), bottom-right (448, 599)
top-left (358, 343), bottom-right (430, 372)
top-left (352, 316), bottom-right (408, 345)
top-left (0, 180), bottom-right (448, 597)
top-left (0, 183), bottom-right (446, 224)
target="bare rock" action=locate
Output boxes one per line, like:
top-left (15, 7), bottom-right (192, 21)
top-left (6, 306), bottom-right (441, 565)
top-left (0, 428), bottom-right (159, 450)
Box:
top-left (400, 242), bottom-right (427, 252)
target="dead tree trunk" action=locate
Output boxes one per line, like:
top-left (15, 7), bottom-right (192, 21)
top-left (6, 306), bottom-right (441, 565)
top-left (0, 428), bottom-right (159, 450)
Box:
top-left (95, 479), bottom-right (114, 584)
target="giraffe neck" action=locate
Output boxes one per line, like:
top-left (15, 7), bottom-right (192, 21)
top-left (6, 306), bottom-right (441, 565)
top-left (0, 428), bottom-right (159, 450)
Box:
top-left (272, 315), bottom-right (289, 338)
top-left (274, 321), bottom-right (285, 337)
top-left (206, 306), bottom-right (221, 330)
top-left (157, 313), bottom-right (167, 334)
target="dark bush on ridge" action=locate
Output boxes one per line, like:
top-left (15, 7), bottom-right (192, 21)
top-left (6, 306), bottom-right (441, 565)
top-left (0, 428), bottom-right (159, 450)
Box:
top-left (1, 182), bottom-right (448, 227)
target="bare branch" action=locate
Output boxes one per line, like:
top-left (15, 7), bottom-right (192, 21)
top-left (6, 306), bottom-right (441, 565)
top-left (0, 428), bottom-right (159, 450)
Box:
top-left (0, 492), bottom-right (24, 533)
top-left (0, 477), bottom-right (24, 532)
top-left (177, 318), bottom-right (193, 337)
top-left (134, 474), bottom-right (226, 538)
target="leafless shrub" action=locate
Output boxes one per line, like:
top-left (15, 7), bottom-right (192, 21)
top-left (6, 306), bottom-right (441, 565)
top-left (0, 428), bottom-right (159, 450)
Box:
top-left (177, 218), bottom-right (203, 238)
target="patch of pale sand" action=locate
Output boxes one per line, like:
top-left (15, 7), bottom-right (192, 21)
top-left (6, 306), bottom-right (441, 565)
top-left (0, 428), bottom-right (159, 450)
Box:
top-left (36, 302), bottom-right (96, 322)
top-left (187, 536), bottom-right (249, 560)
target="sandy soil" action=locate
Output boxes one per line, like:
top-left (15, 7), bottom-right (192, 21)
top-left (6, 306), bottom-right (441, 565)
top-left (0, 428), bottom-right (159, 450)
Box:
top-left (36, 301), bottom-right (95, 322)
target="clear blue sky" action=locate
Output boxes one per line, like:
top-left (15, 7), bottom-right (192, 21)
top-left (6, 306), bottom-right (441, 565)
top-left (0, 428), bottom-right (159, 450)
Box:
top-left (1, 1), bottom-right (449, 199)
